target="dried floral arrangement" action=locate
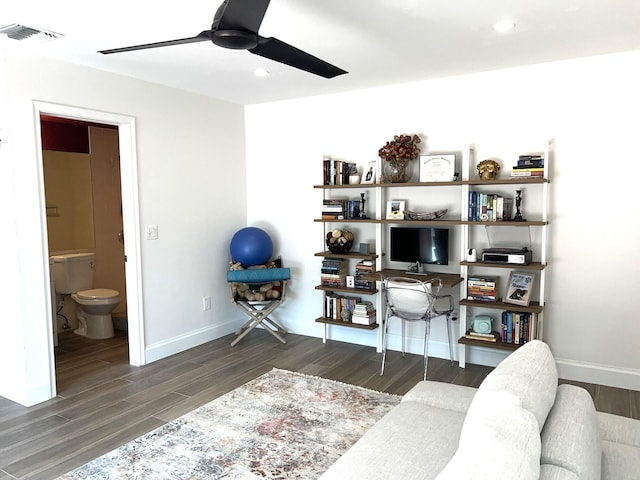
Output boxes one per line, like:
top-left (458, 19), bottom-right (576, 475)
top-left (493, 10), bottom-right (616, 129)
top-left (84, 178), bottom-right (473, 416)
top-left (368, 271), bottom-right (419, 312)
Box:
top-left (378, 134), bottom-right (422, 162)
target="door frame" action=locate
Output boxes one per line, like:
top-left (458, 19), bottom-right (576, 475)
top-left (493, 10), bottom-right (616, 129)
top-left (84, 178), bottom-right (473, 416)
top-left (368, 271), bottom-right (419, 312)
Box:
top-left (34, 101), bottom-right (145, 396)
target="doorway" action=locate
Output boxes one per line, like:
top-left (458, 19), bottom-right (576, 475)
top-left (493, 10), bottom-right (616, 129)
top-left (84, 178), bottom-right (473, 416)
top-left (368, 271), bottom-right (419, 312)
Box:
top-left (34, 102), bottom-right (145, 398)
top-left (42, 118), bottom-right (127, 341)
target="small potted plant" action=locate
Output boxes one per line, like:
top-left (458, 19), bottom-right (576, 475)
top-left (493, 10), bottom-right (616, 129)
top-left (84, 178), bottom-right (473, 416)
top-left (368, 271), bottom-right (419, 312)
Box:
top-left (378, 134), bottom-right (422, 183)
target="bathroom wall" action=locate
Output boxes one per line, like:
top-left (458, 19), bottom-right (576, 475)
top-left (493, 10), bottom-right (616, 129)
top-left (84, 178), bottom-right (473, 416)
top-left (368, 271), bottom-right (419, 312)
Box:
top-left (88, 126), bottom-right (126, 316)
top-left (43, 150), bottom-right (95, 253)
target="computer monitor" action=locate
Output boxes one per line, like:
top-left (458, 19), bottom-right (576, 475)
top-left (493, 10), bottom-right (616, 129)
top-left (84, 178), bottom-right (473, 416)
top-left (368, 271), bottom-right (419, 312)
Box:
top-left (389, 227), bottom-right (449, 267)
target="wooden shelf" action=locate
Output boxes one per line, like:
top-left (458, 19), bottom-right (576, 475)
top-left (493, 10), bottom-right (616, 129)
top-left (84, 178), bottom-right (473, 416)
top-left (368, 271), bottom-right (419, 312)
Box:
top-left (460, 261), bottom-right (547, 270)
top-left (378, 269), bottom-right (463, 288)
top-left (315, 285), bottom-right (379, 295)
top-left (314, 181), bottom-right (462, 189)
top-left (315, 251), bottom-right (379, 260)
top-left (463, 220), bottom-right (548, 226)
top-left (380, 218), bottom-right (461, 226)
top-left (314, 218), bottom-right (381, 223)
top-left (315, 317), bottom-right (378, 330)
top-left (462, 178), bottom-right (549, 186)
top-left (458, 337), bottom-right (521, 351)
top-left (459, 299), bottom-right (544, 314)
top-left (315, 218), bottom-right (547, 226)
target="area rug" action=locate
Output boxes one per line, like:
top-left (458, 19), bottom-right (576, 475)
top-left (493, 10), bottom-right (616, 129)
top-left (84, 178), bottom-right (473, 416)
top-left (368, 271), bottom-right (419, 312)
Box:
top-left (57, 369), bottom-right (400, 479)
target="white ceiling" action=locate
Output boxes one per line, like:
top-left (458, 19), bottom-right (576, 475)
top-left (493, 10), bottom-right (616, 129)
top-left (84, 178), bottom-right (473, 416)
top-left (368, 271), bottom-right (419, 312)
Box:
top-left (2, 0), bottom-right (640, 105)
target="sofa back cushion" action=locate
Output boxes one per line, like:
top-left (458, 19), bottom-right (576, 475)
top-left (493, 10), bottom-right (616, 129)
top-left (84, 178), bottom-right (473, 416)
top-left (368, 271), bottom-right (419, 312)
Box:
top-left (540, 384), bottom-right (602, 480)
top-left (470, 339), bottom-right (558, 431)
top-left (436, 391), bottom-right (541, 480)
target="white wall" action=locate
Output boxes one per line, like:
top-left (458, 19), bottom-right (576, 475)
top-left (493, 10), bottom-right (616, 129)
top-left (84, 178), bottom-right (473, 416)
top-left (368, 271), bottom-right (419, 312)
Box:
top-left (245, 50), bottom-right (640, 390)
top-left (1, 49), bottom-right (248, 405)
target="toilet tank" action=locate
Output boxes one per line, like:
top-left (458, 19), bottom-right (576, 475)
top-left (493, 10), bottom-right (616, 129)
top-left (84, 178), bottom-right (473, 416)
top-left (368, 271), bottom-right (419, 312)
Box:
top-left (50, 253), bottom-right (95, 294)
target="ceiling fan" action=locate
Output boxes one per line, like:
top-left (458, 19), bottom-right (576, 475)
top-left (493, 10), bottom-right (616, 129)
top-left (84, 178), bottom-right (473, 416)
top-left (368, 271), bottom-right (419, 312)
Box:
top-left (99, 0), bottom-right (347, 79)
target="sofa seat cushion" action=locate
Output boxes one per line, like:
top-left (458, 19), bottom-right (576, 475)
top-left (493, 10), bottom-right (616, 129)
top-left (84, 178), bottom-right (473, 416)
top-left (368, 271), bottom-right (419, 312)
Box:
top-left (436, 391), bottom-right (541, 480)
top-left (401, 380), bottom-right (478, 413)
top-left (540, 384), bottom-right (601, 480)
top-left (598, 412), bottom-right (640, 480)
top-left (470, 340), bottom-right (558, 431)
top-left (601, 440), bottom-right (640, 480)
top-left (319, 401), bottom-right (466, 480)
top-left (597, 411), bottom-right (640, 447)
top-left (539, 464), bottom-right (580, 480)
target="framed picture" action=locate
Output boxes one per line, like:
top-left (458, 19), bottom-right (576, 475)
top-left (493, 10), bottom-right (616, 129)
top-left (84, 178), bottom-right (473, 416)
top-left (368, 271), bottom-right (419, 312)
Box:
top-left (419, 153), bottom-right (457, 182)
top-left (386, 200), bottom-right (405, 220)
top-left (361, 161), bottom-right (377, 184)
top-left (504, 271), bottom-right (535, 307)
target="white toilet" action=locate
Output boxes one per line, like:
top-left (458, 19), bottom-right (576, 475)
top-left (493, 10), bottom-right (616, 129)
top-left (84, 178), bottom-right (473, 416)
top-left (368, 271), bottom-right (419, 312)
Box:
top-left (50, 252), bottom-right (120, 339)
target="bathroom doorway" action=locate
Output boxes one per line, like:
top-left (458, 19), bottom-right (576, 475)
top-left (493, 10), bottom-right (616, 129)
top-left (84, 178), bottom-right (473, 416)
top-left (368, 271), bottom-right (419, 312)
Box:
top-left (34, 102), bottom-right (145, 399)
top-left (41, 118), bottom-right (127, 342)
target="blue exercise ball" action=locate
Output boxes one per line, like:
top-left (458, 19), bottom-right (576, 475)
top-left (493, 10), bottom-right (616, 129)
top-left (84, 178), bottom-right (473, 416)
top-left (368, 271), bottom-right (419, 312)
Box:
top-left (230, 227), bottom-right (273, 267)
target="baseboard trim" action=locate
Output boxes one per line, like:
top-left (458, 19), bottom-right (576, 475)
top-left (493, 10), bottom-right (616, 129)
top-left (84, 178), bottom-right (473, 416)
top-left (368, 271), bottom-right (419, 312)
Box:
top-left (145, 320), bottom-right (242, 364)
top-left (555, 357), bottom-right (640, 391)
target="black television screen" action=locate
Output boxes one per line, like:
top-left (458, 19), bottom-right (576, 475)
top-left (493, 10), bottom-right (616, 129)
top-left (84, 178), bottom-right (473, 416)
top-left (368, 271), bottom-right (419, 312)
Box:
top-left (390, 227), bottom-right (449, 266)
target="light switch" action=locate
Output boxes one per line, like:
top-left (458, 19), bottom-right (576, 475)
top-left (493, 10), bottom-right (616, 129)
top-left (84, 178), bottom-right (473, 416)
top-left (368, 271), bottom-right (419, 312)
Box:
top-left (145, 225), bottom-right (158, 240)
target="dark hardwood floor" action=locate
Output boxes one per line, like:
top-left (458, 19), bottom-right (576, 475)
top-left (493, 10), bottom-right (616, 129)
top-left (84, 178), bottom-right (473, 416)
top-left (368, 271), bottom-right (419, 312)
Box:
top-left (0, 330), bottom-right (638, 480)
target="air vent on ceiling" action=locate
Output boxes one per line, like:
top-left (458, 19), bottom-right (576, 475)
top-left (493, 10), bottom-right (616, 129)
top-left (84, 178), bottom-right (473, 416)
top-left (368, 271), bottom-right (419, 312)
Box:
top-left (0, 23), bottom-right (63, 43)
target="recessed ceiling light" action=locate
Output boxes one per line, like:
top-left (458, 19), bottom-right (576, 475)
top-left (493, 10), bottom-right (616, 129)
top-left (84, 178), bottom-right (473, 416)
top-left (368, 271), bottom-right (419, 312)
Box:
top-left (493, 19), bottom-right (516, 33)
top-left (253, 68), bottom-right (270, 78)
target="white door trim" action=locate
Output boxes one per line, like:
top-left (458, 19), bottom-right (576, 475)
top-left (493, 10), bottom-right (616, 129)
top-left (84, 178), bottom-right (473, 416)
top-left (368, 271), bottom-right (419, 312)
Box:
top-left (34, 101), bottom-right (145, 398)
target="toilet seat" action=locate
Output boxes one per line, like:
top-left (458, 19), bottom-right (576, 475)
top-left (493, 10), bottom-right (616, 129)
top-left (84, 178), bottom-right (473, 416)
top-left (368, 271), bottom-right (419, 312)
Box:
top-left (75, 288), bottom-right (119, 300)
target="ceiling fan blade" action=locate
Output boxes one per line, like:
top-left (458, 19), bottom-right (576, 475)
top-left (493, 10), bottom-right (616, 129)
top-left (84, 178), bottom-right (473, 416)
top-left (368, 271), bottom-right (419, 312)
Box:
top-left (99, 31), bottom-right (213, 55)
top-left (249, 37), bottom-right (347, 79)
top-left (215, 0), bottom-right (270, 32)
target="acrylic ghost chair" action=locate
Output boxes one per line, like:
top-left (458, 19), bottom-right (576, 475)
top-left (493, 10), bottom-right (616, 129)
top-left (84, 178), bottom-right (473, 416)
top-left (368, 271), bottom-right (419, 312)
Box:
top-left (380, 276), bottom-right (456, 381)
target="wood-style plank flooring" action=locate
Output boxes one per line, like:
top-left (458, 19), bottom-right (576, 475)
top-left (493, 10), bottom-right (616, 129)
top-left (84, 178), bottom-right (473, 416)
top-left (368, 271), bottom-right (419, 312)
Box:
top-left (0, 330), bottom-right (638, 480)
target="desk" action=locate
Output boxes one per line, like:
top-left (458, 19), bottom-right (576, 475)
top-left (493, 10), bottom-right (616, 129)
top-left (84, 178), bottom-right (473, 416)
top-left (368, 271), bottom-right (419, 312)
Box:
top-left (372, 269), bottom-right (463, 288)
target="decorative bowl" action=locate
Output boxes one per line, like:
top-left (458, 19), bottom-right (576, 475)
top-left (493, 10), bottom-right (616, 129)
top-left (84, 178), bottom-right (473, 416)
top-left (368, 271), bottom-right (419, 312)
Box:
top-left (403, 208), bottom-right (448, 221)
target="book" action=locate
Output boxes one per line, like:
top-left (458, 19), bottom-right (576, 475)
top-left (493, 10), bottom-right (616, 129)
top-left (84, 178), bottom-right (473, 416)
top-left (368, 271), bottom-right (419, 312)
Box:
top-left (464, 330), bottom-right (500, 342)
top-left (467, 276), bottom-right (498, 301)
top-left (510, 169), bottom-right (544, 177)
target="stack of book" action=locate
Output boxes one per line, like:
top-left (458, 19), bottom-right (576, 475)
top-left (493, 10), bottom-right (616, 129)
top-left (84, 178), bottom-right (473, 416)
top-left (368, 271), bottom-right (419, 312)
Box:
top-left (468, 192), bottom-right (513, 221)
top-left (464, 330), bottom-right (501, 342)
top-left (323, 293), bottom-right (361, 320)
top-left (321, 199), bottom-right (346, 220)
top-left (321, 258), bottom-right (347, 287)
top-left (322, 156), bottom-right (357, 185)
top-left (500, 311), bottom-right (536, 345)
top-left (352, 301), bottom-right (376, 325)
top-left (354, 260), bottom-right (375, 290)
top-left (511, 154), bottom-right (544, 178)
top-left (467, 276), bottom-right (498, 302)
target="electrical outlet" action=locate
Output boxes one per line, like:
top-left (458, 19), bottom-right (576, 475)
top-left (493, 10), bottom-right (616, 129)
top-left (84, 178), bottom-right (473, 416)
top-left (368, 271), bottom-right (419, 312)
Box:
top-left (202, 296), bottom-right (211, 311)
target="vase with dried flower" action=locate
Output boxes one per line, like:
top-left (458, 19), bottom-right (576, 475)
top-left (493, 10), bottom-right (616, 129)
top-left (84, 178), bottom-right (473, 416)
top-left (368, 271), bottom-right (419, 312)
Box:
top-left (378, 134), bottom-right (422, 183)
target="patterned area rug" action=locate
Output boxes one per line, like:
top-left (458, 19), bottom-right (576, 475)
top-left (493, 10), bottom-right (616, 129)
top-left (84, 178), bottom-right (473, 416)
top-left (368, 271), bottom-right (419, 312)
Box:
top-left (57, 369), bottom-right (400, 479)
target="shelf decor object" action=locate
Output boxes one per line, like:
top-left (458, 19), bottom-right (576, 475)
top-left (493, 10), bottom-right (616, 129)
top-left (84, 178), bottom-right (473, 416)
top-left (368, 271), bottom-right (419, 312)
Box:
top-left (386, 200), bottom-right (406, 220)
top-left (378, 134), bottom-right (421, 183)
top-left (404, 209), bottom-right (448, 221)
top-left (420, 153), bottom-right (456, 182)
top-left (326, 229), bottom-right (354, 254)
top-left (504, 271), bottom-right (535, 307)
top-left (476, 158), bottom-right (501, 180)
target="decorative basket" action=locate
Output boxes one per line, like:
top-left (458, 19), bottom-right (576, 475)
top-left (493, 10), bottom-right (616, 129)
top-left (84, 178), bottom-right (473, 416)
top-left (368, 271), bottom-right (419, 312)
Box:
top-left (327, 239), bottom-right (353, 254)
top-left (326, 229), bottom-right (354, 253)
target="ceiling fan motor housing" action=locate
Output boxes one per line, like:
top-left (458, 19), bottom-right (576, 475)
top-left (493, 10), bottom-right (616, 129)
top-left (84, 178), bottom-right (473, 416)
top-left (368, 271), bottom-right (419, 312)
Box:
top-left (212, 29), bottom-right (258, 50)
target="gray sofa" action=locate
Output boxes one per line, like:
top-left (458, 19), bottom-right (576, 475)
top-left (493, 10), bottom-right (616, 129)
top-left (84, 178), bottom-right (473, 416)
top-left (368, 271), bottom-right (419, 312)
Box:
top-left (320, 340), bottom-right (640, 480)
